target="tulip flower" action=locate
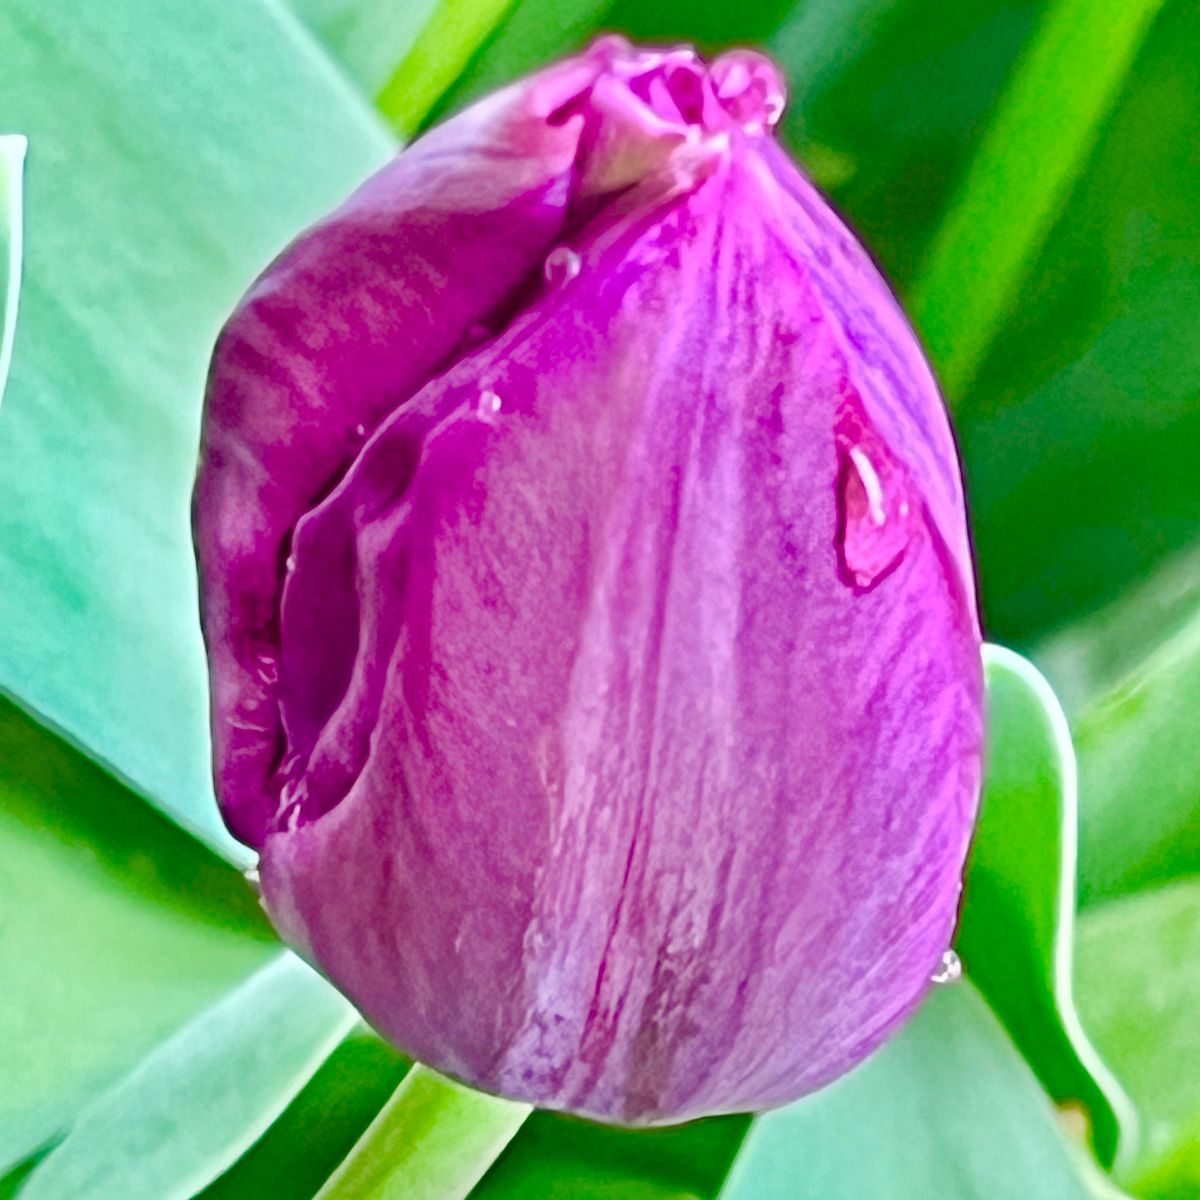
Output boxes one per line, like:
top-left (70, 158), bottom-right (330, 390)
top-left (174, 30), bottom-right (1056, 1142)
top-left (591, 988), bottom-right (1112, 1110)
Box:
top-left (194, 37), bottom-right (983, 1125)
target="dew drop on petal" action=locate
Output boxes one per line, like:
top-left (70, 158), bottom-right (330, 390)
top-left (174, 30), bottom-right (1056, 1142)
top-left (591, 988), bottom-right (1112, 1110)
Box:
top-left (477, 389), bottom-right (503, 421)
top-left (253, 650), bottom-right (278, 687)
top-left (835, 435), bottom-right (913, 591)
top-left (285, 553), bottom-right (297, 574)
top-left (543, 246), bottom-right (582, 286)
top-left (711, 50), bottom-right (787, 134)
top-left (243, 866), bottom-right (261, 890)
top-left (931, 949), bottom-right (962, 985)
top-left (354, 423), bottom-right (366, 438)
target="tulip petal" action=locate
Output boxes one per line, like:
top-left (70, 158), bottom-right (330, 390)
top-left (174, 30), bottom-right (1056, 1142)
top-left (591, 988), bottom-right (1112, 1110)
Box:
top-left (253, 129), bottom-right (982, 1121)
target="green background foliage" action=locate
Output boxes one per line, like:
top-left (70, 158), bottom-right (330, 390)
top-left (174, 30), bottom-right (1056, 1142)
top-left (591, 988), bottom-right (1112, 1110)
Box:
top-left (1, 0), bottom-right (1198, 1196)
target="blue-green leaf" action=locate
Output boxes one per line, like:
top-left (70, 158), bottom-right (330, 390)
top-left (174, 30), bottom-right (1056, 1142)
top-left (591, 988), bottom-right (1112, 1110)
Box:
top-left (720, 983), bottom-right (1097, 1200)
top-left (0, 0), bottom-right (394, 858)
top-left (0, 134), bottom-right (25, 406)
top-left (957, 647), bottom-right (1133, 1165)
top-left (20, 954), bottom-right (355, 1200)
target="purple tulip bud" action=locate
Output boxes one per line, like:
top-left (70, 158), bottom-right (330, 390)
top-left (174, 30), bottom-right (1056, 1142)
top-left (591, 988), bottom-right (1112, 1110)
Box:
top-left (194, 38), bottom-right (983, 1124)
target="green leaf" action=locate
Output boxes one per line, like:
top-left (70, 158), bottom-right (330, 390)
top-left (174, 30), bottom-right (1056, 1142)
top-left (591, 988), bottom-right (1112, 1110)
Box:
top-left (957, 647), bottom-right (1133, 1165)
top-left (0, 699), bottom-right (275, 1174)
top-left (1076, 878), bottom-right (1200, 1194)
top-left (20, 954), bottom-right (356, 1200)
top-left (952, 0), bottom-right (1200, 643)
top-left (0, 134), bottom-right (25, 406)
top-left (472, 1113), bottom-right (750, 1199)
top-left (376, 0), bottom-right (522, 137)
top-left (289, 0), bottom-right (439, 97)
top-left (1037, 542), bottom-right (1200, 717)
top-left (315, 1066), bottom-right (530, 1200)
top-left (0, 0), bottom-right (394, 858)
top-left (1070, 613), bottom-right (1200, 906)
top-left (909, 0), bottom-right (1166, 400)
top-left (198, 1030), bottom-right (408, 1200)
top-left (719, 983), bottom-right (1096, 1200)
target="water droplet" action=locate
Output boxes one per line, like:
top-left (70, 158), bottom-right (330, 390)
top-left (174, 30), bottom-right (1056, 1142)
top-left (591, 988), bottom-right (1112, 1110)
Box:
top-left (476, 389), bottom-right (503, 421)
top-left (285, 553), bottom-right (297, 573)
top-left (931, 949), bottom-right (962, 985)
top-left (251, 645), bottom-right (278, 686)
top-left (711, 50), bottom-right (787, 134)
top-left (243, 866), bottom-right (260, 890)
top-left (835, 433), bottom-right (913, 591)
top-left (847, 446), bottom-right (886, 527)
top-left (543, 246), bottom-right (581, 286)
top-left (353, 422), bottom-right (366, 438)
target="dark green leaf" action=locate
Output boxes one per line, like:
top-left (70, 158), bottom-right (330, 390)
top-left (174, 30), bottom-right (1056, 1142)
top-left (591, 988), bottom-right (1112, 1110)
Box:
top-left (198, 1030), bottom-right (407, 1200)
top-left (0, 0), bottom-right (394, 856)
top-left (20, 954), bottom-right (356, 1200)
top-left (473, 1112), bottom-right (749, 1199)
top-left (0, 699), bottom-right (275, 1174)
top-left (909, 0), bottom-right (1166, 400)
top-left (954, 0), bottom-right (1200, 642)
top-left (958, 647), bottom-right (1132, 1165)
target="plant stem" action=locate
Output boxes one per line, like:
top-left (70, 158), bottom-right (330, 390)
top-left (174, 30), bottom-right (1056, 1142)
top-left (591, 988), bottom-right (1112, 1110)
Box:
top-left (315, 1063), bottom-right (532, 1200)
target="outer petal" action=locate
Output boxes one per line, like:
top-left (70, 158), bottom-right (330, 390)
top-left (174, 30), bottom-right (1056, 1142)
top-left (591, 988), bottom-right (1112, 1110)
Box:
top-left (194, 58), bottom-right (599, 845)
top-left (257, 132), bottom-right (983, 1122)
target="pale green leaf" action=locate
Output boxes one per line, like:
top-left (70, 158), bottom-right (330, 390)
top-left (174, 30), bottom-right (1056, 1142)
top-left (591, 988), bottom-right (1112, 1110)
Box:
top-left (719, 984), bottom-right (1096, 1200)
top-left (0, 700), bottom-right (275, 1174)
top-left (958, 647), bottom-right (1133, 1165)
top-left (0, 0), bottom-right (394, 858)
top-left (20, 954), bottom-right (356, 1200)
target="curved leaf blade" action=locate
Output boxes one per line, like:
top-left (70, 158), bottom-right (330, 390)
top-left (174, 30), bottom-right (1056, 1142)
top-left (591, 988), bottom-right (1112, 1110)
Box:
top-left (20, 954), bottom-right (356, 1200)
top-left (958, 646), bottom-right (1134, 1165)
top-left (0, 0), bottom-right (394, 859)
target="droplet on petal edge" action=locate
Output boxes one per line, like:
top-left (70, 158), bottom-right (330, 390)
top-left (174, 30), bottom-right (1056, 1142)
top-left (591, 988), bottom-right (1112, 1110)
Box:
top-left (244, 866), bottom-right (261, 890)
top-left (477, 389), bottom-right (504, 421)
top-left (543, 245), bottom-right (582, 286)
top-left (930, 949), bottom-right (962, 985)
top-left (711, 49), bottom-right (786, 134)
top-left (835, 435), bottom-right (914, 591)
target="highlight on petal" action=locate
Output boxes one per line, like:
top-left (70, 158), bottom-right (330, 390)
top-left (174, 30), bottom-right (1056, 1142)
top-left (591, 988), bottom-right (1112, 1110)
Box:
top-left (195, 39), bottom-right (984, 1125)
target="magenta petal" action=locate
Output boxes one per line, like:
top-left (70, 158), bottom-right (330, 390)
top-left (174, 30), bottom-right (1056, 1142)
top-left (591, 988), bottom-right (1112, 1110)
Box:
top-left (196, 40), bottom-right (983, 1124)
